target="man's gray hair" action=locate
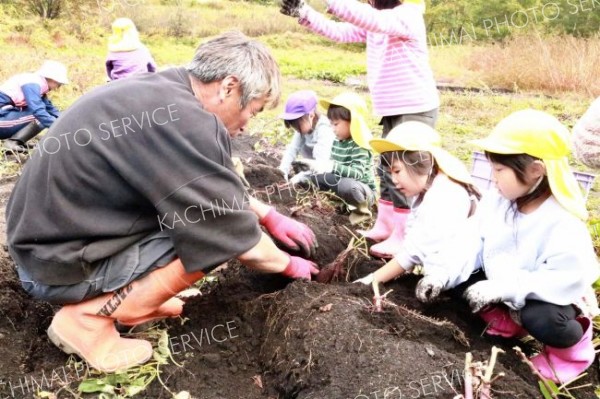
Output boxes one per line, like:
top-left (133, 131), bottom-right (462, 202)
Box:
top-left (186, 31), bottom-right (281, 108)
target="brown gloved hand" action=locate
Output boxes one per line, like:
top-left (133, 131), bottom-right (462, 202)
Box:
top-left (280, 0), bottom-right (305, 18)
top-left (231, 157), bottom-right (251, 188)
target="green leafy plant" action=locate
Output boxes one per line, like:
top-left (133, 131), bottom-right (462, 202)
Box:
top-left (77, 328), bottom-right (177, 398)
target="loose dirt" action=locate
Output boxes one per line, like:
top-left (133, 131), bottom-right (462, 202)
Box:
top-left (0, 136), bottom-right (597, 399)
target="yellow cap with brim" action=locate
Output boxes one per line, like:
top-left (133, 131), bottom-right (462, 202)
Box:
top-left (108, 18), bottom-right (142, 52)
top-left (471, 109), bottom-right (587, 220)
top-left (370, 121), bottom-right (474, 185)
top-left (319, 92), bottom-right (372, 150)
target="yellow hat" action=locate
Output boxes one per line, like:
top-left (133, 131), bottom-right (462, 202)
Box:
top-left (403, 0), bottom-right (426, 12)
top-left (370, 121), bottom-right (474, 185)
top-left (319, 92), bottom-right (372, 150)
top-left (471, 109), bottom-right (587, 220)
top-left (108, 18), bottom-right (142, 52)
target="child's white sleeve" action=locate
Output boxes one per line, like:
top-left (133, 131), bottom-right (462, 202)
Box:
top-left (279, 133), bottom-right (304, 174)
top-left (422, 193), bottom-right (490, 289)
top-left (394, 178), bottom-right (471, 272)
top-left (498, 222), bottom-right (599, 310)
top-left (312, 120), bottom-right (335, 163)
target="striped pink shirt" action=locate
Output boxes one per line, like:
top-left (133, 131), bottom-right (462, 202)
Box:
top-left (299, 0), bottom-right (439, 117)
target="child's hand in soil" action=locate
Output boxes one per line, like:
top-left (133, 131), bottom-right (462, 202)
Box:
top-left (282, 254), bottom-right (320, 280)
top-left (353, 273), bottom-right (375, 285)
top-left (464, 280), bottom-right (505, 313)
top-left (260, 207), bottom-right (318, 258)
top-left (294, 159), bottom-right (333, 174)
top-left (415, 275), bottom-right (445, 303)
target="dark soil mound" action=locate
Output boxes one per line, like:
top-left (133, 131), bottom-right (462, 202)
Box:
top-left (0, 135), bottom-right (598, 399)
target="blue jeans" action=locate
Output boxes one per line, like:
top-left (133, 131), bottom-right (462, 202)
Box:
top-left (0, 106), bottom-right (37, 138)
top-left (15, 230), bottom-right (177, 304)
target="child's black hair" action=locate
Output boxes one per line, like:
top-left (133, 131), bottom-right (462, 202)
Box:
top-left (326, 105), bottom-right (351, 122)
top-left (485, 152), bottom-right (551, 216)
top-left (372, 0), bottom-right (402, 10)
top-left (284, 110), bottom-right (320, 133)
top-left (284, 117), bottom-right (304, 132)
top-left (382, 150), bottom-right (481, 204)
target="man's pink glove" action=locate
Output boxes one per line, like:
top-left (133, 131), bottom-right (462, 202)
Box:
top-left (260, 207), bottom-right (318, 258)
top-left (282, 254), bottom-right (320, 280)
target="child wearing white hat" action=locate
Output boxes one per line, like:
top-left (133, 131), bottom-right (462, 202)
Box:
top-left (0, 60), bottom-right (68, 152)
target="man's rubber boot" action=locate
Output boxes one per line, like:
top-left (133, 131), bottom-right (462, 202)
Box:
top-left (478, 306), bottom-right (527, 338)
top-left (3, 122), bottom-right (42, 153)
top-left (118, 287), bottom-right (202, 327)
top-left (530, 317), bottom-right (595, 384)
top-left (48, 259), bottom-right (205, 372)
top-left (115, 259), bottom-right (205, 326)
top-left (47, 294), bottom-right (153, 373)
top-left (349, 201), bottom-right (372, 225)
top-left (357, 199), bottom-right (394, 241)
top-left (369, 208), bottom-right (410, 258)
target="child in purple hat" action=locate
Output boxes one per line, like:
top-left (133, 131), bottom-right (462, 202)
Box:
top-left (278, 90), bottom-right (335, 181)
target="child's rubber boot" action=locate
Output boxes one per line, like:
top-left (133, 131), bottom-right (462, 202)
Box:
top-left (530, 317), bottom-right (595, 384)
top-left (357, 199), bottom-right (394, 241)
top-left (349, 201), bottom-right (372, 225)
top-left (478, 306), bottom-right (527, 338)
top-left (369, 208), bottom-right (410, 258)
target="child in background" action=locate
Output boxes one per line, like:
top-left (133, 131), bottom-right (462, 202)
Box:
top-left (416, 110), bottom-right (599, 384)
top-left (295, 92), bottom-right (376, 225)
top-left (106, 18), bottom-right (157, 81)
top-left (353, 122), bottom-right (479, 284)
top-left (0, 60), bottom-right (68, 152)
top-left (572, 96), bottom-right (600, 170)
top-left (278, 90), bottom-right (335, 182)
top-left (280, 0), bottom-right (439, 256)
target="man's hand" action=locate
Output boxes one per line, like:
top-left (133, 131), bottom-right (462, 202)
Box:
top-left (353, 273), bottom-right (375, 285)
top-left (464, 280), bottom-right (504, 313)
top-left (260, 207), bottom-right (317, 258)
top-left (415, 275), bottom-right (445, 303)
top-left (282, 254), bottom-right (319, 279)
top-left (280, 0), bottom-right (305, 17)
top-left (294, 159), bottom-right (333, 174)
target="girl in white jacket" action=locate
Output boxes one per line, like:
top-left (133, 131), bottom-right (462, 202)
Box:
top-left (416, 109), bottom-right (599, 384)
top-left (355, 121), bottom-right (479, 285)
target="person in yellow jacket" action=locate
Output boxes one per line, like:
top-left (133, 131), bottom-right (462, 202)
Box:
top-left (106, 18), bottom-right (157, 81)
top-left (417, 110), bottom-right (599, 384)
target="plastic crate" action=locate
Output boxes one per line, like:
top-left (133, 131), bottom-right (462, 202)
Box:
top-left (470, 151), bottom-right (596, 200)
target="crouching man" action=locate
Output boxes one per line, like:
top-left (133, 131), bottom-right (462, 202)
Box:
top-left (6, 31), bottom-right (318, 373)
